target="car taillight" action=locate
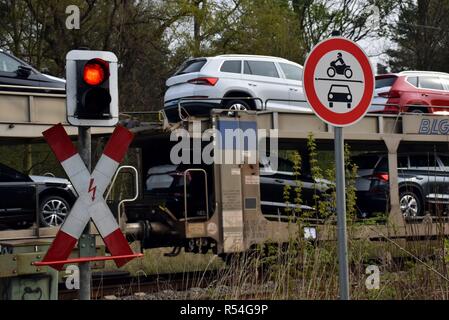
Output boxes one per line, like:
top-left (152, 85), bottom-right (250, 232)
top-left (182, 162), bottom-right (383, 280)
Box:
top-left (368, 172), bottom-right (389, 182)
top-left (379, 90), bottom-right (400, 98)
top-left (188, 77), bottom-right (219, 86)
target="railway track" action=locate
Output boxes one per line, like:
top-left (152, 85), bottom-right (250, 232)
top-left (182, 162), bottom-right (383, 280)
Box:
top-left (58, 269), bottom-right (221, 300)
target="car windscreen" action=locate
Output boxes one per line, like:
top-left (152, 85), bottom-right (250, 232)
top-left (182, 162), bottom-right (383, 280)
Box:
top-left (0, 164), bottom-right (30, 182)
top-left (146, 174), bottom-right (174, 191)
top-left (351, 155), bottom-right (380, 169)
top-left (330, 85), bottom-right (349, 93)
top-left (0, 52), bottom-right (22, 73)
top-left (175, 59), bottom-right (207, 75)
top-left (375, 76), bottom-right (397, 89)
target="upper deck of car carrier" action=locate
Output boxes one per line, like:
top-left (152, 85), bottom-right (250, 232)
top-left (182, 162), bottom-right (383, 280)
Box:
top-left (0, 87), bottom-right (112, 143)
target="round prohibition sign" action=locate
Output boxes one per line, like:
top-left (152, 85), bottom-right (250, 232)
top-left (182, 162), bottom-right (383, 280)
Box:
top-left (303, 37), bottom-right (374, 127)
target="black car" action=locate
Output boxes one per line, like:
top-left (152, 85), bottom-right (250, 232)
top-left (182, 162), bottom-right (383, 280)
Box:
top-left (0, 49), bottom-right (65, 92)
top-left (328, 84), bottom-right (352, 109)
top-left (133, 158), bottom-right (331, 222)
top-left (353, 152), bottom-right (449, 218)
top-left (259, 157), bottom-right (331, 217)
top-left (0, 163), bottom-right (76, 229)
top-left (143, 164), bottom-right (213, 220)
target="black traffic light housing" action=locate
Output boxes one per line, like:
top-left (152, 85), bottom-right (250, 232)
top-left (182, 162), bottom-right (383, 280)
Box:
top-left (66, 50), bottom-right (118, 126)
top-left (75, 58), bottom-right (112, 119)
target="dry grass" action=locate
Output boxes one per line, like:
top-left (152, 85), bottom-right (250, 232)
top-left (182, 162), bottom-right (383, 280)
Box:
top-left (100, 218), bottom-right (449, 300)
top-left (199, 238), bottom-right (449, 300)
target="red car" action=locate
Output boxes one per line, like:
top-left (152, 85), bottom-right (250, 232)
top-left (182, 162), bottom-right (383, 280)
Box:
top-left (368, 71), bottom-right (449, 114)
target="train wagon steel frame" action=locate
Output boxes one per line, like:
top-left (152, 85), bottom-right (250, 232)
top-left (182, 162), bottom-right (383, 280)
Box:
top-left (2, 88), bottom-right (449, 297)
top-left (123, 108), bottom-right (449, 257)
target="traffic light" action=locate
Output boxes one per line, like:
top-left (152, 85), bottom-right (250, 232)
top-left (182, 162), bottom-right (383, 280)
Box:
top-left (66, 50), bottom-right (119, 126)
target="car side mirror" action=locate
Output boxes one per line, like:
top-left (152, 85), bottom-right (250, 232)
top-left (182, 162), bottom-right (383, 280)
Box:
top-left (16, 65), bottom-right (32, 78)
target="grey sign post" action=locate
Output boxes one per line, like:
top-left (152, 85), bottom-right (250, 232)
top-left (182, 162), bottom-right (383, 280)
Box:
top-left (302, 35), bottom-right (374, 300)
top-left (334, 126), bottom-right (349, 299)
top-left (78, 126), bottom-right (93, 300)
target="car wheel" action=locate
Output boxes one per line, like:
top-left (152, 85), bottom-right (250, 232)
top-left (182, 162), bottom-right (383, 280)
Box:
top-left (399, 191), bottom-right (422, 217)
top-left (39, 196), bottom-right (70, 227)
top-left (409, 108), bottom-right (425, 114)
top-left (329, 102), bottom-right (333, 108)
top-left (226, 99), bottom-right (250, 116)
top-left (347, 103), bottom-right (351, 109)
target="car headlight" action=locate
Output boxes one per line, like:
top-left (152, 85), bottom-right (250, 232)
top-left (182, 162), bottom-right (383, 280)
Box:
top-left (329, 94), bottom-right (333, 99)
top-left (347, 94), bottom-right (351, 100)
top-left (67, 184), bottom-right (78, 197)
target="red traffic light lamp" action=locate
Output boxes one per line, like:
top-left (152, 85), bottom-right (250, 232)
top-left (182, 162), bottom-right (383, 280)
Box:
top-left (83, 58), bottom-right (109, 86)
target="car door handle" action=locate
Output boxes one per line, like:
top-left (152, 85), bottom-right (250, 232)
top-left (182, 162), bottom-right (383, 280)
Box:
top-left (416, 176), bottom-right (424, 180)
top-left (275, 179), bottom-right (284, 183)
top-left (421, 93), bottom-right (429, 97)
top-left (248, 83), bottom-right (257, 87)
top-left (289, 88), bottom-right (298, 92)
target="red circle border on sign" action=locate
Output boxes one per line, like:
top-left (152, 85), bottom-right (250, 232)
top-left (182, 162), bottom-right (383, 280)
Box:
top-left (303, 37), bottom-right (374, 127)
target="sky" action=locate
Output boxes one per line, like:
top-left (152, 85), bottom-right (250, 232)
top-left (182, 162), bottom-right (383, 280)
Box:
top-left (357, 3), bottom-right (399, 74)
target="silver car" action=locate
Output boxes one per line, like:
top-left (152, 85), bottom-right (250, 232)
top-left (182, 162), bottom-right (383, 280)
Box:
top-left (163, 54), bottom-right (310, 122)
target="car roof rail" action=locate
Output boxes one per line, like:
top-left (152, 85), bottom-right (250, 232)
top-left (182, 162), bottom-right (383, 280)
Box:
top-left (399, 70), bottom-right (449, 76)
top-left (216, 54), bottom-right (291, 61)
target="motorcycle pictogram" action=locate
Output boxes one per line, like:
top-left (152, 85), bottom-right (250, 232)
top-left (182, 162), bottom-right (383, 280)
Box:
top-left (327, 52), bottom-right (353, 79)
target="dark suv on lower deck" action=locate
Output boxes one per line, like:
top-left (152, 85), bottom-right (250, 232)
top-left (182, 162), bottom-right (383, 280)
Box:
top-left (0, 163), bottom-right (76, 229)
top-left (353, 152), bottom-right (449, 217)
top-left (125, 157), bottom-right (332, 224)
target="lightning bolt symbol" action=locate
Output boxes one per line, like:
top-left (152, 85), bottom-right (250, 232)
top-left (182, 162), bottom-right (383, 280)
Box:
top-left (88, 178), bottom-right (96, 201)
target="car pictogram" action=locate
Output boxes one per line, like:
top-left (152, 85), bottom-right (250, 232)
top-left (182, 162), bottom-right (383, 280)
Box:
top-left (328, 84), bottom-right (352, 109)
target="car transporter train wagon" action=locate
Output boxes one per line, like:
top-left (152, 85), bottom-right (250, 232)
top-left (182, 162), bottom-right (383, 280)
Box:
top-left (1, 89), bottom-right (449, 299)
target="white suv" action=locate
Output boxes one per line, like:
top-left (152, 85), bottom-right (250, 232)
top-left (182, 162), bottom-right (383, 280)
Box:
top-left (163, 54), bottom-right (309, 122)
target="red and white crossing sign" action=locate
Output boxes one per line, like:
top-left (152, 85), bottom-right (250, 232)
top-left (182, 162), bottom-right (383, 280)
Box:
top-left (40, 124), bottom-right (136, 270)
top-left (303, 37), bottom-right (374, 127)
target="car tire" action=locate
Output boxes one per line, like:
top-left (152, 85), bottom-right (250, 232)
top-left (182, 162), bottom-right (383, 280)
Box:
top-left (329, 102), bottom-right (333, 108)
top-left (409, 108), bottom-right (425, 114)
top-left (399, 190), bottom-right (423, 217)
top-left (225, 99), bottom-right (251, 111)
top-left (39, 195), bottom-right (70, 227)
top-left (226, 99), bottom-right (251, 116)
